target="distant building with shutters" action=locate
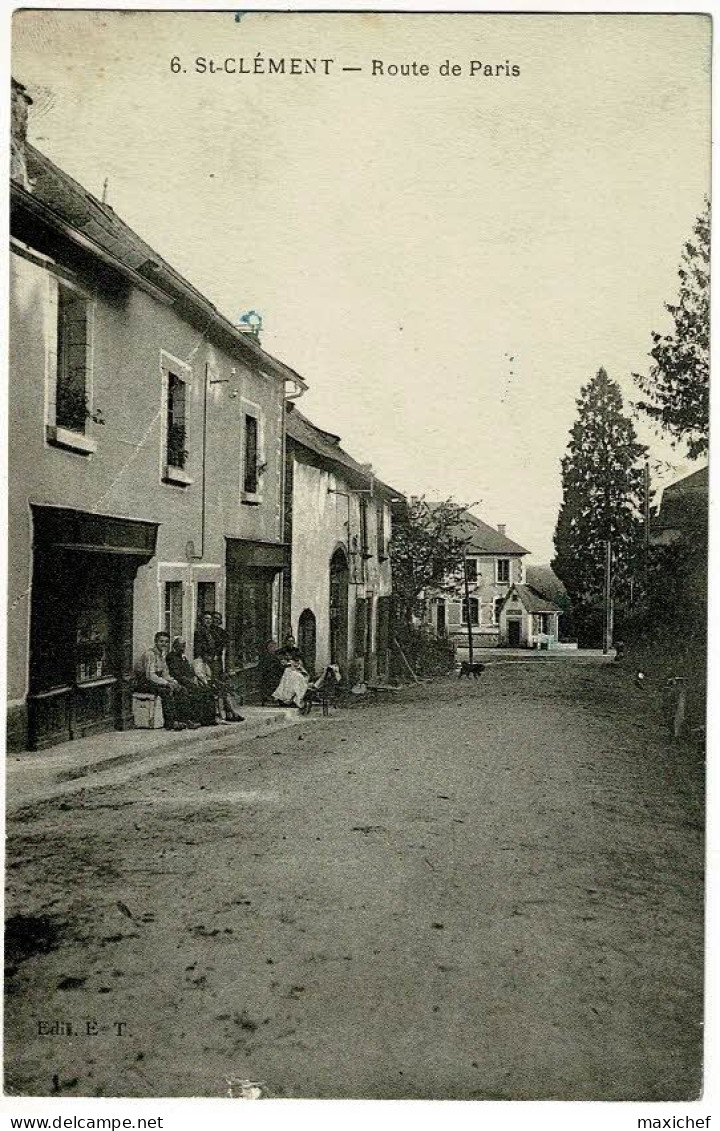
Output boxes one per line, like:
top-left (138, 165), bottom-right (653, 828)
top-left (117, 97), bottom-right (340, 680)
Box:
top-left (283, 405), bottom-right (402, 685)
top-left (426, 511), bottom-right (529, 649)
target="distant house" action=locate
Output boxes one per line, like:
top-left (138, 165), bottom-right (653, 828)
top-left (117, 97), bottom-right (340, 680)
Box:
top-left (497, 584), bottom-right (564, 648)
top-left (650, 466), bottom-right (708, 547)
top-left (427, 512), bottom-right (529, 649)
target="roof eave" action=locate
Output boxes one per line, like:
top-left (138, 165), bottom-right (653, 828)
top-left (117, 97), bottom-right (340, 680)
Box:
top-left (11, 181), bottom-right (308, 392)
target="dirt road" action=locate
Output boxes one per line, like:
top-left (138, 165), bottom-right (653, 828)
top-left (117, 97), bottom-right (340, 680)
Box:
top-left (4, 659), bottom-right (704, 1099)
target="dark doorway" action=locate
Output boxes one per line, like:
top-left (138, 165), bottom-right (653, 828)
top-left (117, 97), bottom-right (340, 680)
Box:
top-left (297, 608), bottom-right (317, 677)
top-left (225, 539), bottom-right (290, 704)
top-left (507, 618), bottom-right (522, 647)
top-left (329, 547), bottom-right (349, 674)
top-left (226, 570), bottom-right (274, 703)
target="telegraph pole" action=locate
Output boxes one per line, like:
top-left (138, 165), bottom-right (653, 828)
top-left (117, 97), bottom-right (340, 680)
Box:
top-left (462, 549), bottom-right (475, 666)
top-left (603, 540), bottom-right (612, 655)
top-left (643, 459), bottom-right (651, 596)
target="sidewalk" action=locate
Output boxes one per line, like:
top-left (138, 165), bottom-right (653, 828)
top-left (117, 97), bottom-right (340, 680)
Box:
top-left (6, 706), bottom-right (308, 815)
top-left (454, 647), bottom-right (613, 662)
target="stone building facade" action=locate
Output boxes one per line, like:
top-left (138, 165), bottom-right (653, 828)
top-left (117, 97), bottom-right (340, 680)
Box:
top-left (284, 406), bottom-right (399, 684)
top-left (7, 84), bottom-right (306, 749)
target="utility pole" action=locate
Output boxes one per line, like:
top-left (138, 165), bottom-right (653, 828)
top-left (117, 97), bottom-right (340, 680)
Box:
top-left (643, 459), bottom-right (651, 596)
top-left (603, 540), bottom-right (612, 655)
top-left (462, 548), bottom-right (475, 666)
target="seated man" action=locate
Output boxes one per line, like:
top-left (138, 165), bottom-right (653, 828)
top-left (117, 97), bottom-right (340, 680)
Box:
top-left (135, 631), bottom-right (185, 731)
top-left (272, 648), bottom-right (309, 708)
top-left (167, 638), bottom-right (215, 727)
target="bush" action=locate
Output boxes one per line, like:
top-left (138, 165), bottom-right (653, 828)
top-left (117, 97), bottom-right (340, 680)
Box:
top-left (390, 622), bottom-right (456, 680)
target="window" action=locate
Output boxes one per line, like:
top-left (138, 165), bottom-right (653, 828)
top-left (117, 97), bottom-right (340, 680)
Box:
top-left (45, 273), bottom-right (96, 455)
top-left (164, 581), bottom-right (183, 642)
top-left (497, 558), bottom-right (510, 584)
top-left (359, 499), bottom-right (370, 558)
top-left (493, 597), bottom-right (504, 625)
top-left (243, 413), bottom-right (259, 495)
top-left (465, 557), bottom-right (478, 584)
top-left (166, 372), bottom-right (187, 469)
top-left (377, 504), bottom-right (387, 560)
top-left (461, 597), bottom-right (480, 626)
top-left (56, 282), bottom-right (90, 434)
top-left (161, 354), bottom-right (192, 485)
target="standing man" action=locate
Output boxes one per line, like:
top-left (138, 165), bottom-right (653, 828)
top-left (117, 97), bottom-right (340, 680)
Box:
top-left (194, 610), bottom-right (216, 665)
top-left (135, 631), bottom-right (185, 730)
top-left (210, 611), bottom-right (244, 721)
top-left (211, 611), bottom-right (229, 680)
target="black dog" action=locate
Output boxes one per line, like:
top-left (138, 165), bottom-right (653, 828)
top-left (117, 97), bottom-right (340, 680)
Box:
top-left (458, 661), bottom-right (485, 679)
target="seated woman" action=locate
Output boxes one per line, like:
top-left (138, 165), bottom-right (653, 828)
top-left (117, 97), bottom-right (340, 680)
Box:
top-left (259, 640), bottom-right (287, 705)
top-left (193, 648), bottom-right (244, 723)
top-left (166, 639), bottom-right (215, 727)
top-left (272, 648), bottom-right (309, 708)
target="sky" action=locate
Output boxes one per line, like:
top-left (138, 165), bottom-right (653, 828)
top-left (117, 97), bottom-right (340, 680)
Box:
top-left (11, 9), bottom-right (711, 561)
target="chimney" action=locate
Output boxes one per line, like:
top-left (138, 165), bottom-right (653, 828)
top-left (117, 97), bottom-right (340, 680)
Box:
top-left (11, 78), bottom-right (33, 190)
top-left (497, 523), bottom-right (506, 537)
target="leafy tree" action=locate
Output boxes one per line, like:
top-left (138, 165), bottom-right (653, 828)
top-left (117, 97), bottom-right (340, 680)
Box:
top-left (634, 201), bottom-right (709, 459)
top-left (390, 496), bottom-right (476, 622)
top-left (552, 369), bottom-right (647, 644)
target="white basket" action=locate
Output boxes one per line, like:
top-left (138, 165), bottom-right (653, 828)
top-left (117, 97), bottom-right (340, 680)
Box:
top-left (132, 693), bottom-right (164, 729)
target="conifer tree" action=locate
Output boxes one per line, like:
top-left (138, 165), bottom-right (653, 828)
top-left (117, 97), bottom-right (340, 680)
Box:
top-left (634, 201), bottom-right (710, 459)
top-left (552, 369), bottom-right (647, 642)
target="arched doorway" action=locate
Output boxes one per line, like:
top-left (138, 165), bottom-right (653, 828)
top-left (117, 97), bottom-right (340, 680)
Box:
top-left (329, 547), bottom-right (349, 672)
top-left (297, 608), bottom-right (317, 677)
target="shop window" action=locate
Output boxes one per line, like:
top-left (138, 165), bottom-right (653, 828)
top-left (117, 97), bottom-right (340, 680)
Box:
top-left (164, 581), bottom-right (183, 642)
top-left (461, 597), bottom-right (480, 626)
top-left (76, 599), bottom-right (108, 683)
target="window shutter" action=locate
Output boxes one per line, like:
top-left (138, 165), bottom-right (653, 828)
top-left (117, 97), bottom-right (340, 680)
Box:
top-left (447, 601), bottom-right (462, 626)
top-left (354, 598), bottom-right (368, 654)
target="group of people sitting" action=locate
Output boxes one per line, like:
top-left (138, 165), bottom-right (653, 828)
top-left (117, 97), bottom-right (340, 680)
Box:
top-left (135, 610), bottom-right (245, 732)
top-left (260, 636), bottom-right (341, 711)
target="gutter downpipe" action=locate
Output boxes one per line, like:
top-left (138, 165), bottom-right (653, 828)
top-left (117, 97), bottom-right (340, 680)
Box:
top-left (279, 376), bottom-right (307, 637)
